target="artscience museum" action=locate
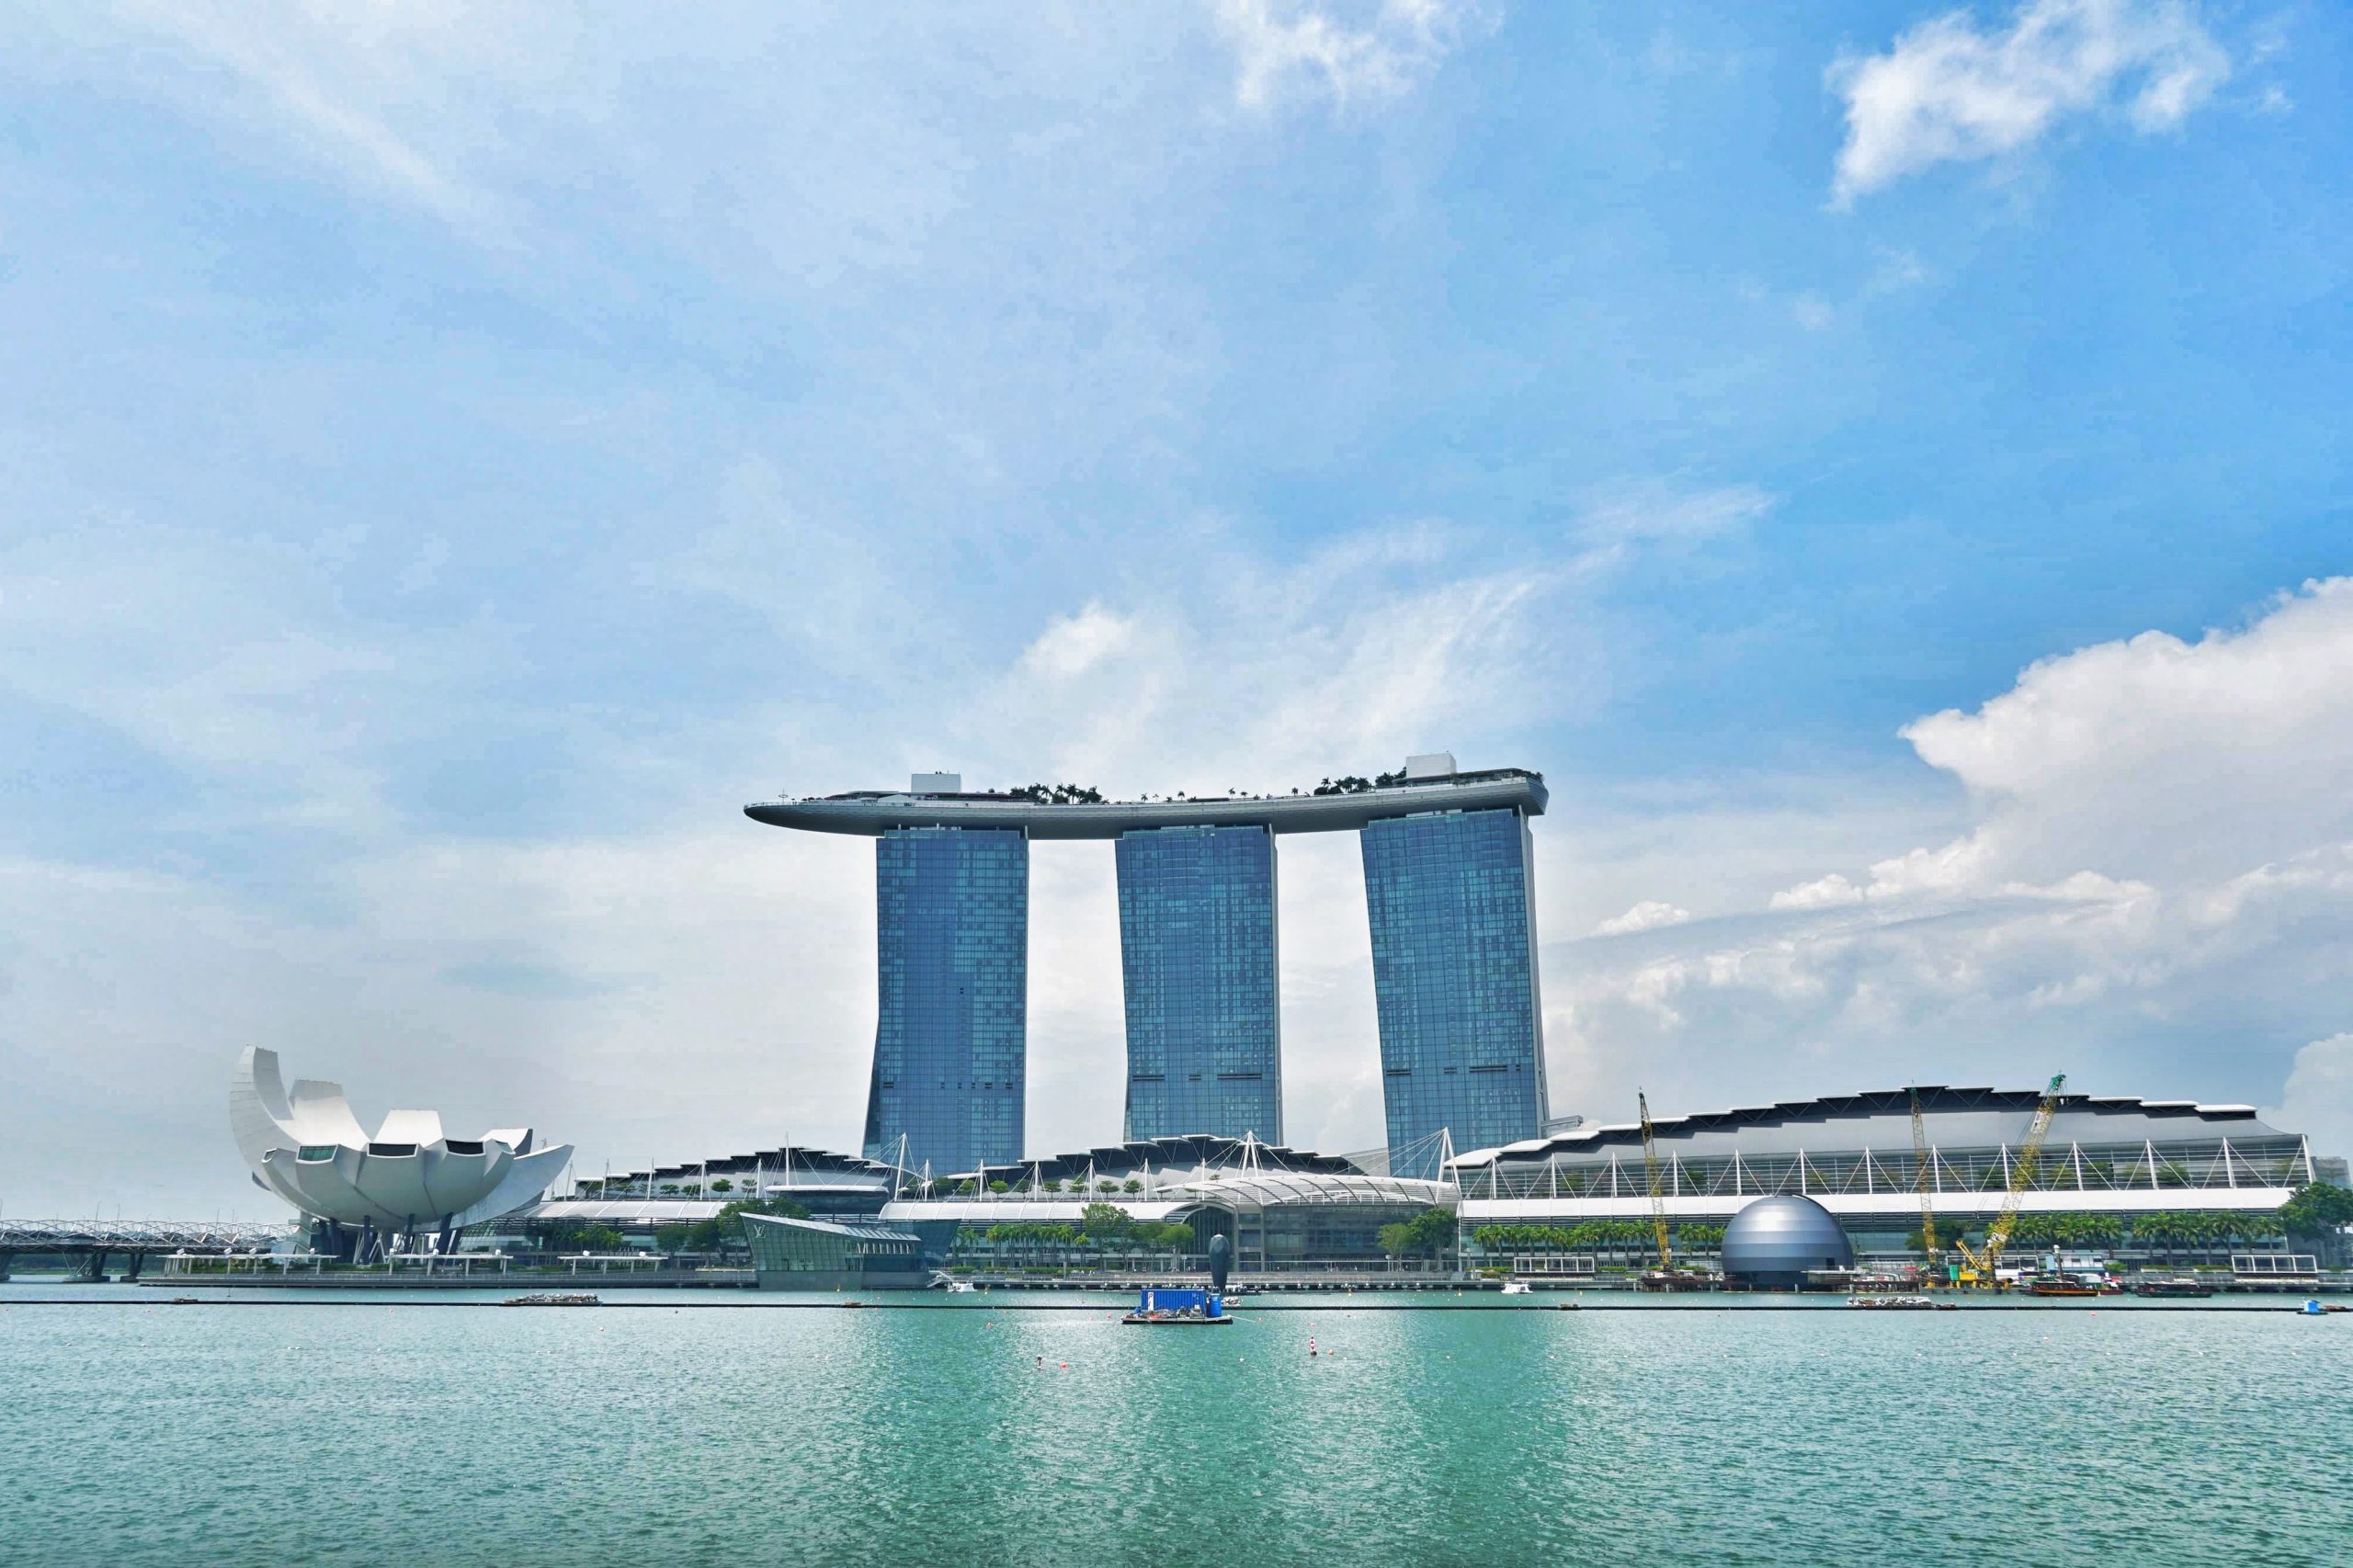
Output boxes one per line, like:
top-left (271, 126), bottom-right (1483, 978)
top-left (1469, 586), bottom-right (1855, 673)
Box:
top-left (230, 1047), bottom-right (572, 1260)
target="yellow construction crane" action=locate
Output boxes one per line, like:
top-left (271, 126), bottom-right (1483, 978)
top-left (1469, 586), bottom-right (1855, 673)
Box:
top-left (1909, 1088), bottom-right (1943, 1287)
top-left (1638, 1090), bottom-right (1674, 1273)
top-left (1953, 1073), bottom-right (2067, 1289)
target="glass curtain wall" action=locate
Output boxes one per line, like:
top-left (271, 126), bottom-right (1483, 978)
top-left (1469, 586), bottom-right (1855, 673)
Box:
top-left (1361, 807), bottom-right (1547, 1176)
top-left (1116, 824), bottom-right (1282, 1142)
top-left (864, 826), bottom-right (1028, 1175)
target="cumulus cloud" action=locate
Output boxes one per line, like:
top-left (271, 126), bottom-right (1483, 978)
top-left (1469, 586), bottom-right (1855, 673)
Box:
top-left (1828, 0), bottom-right (2231, 203)
top-left (1019, 603), bottom-right (1142, 681)
top-left (1215, 0), bottom-right (1484, 108)
top-left (1594, 901), bottom-right (1692, 937)
top-left (2268, 1034), bottom-right (2353, 1165)
top-left (974, 523), bottom-right (1579, 794)
top-left (1550, 579), bottom-right (2353, 1123)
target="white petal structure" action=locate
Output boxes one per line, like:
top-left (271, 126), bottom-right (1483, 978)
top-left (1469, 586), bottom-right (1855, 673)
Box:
top-left (230, 1047), bottom-right (571, 1233)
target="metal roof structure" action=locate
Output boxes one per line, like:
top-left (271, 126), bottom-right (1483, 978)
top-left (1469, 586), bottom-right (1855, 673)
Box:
top-left (740, 1212), bottom-right (921, 1244)
top-left (1150, 1169), bottom-right (1456, 1211)
top-left (952, 1133), bottom-right (1367, 1186)
top-left (1451, 1085), bottom-right (2293, 1168)
top-left (587, 1144), bottom-right (899, 1195)
top-left (745, 768), bottom-right (1545, 839)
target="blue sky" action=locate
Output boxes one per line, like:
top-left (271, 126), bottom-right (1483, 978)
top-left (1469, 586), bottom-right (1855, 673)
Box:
top-left (3, 1), bottom-right (2349, 1214)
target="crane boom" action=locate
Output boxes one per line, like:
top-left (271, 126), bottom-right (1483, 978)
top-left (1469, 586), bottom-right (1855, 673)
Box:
top-left (1637, 1090), bottom-right (1673, 1272)
top-left (1909, 1088), bottom-right (1942, 1285)
top-left (1954, 1073), bottom-right (2066, 1289)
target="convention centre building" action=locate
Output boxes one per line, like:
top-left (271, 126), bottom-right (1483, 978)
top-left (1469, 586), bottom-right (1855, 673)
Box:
top-left (494, 1087), bottom-right (2336, 1278)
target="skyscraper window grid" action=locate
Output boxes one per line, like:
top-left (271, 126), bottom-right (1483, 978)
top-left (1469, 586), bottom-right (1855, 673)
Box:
top-left (865, 826), bottom-right (1028, 1175)
top-left (1116, 824), bottom-right (1281, 1143)
top-left (1362, 807), bottom-right (1547, 1176)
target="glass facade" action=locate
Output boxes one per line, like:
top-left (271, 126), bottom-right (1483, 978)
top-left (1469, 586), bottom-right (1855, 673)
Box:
top-left (742, 1212), bottom-right (924, 1290)
top-left (864, 827), bottom-right (1027, 1176)
top-left (1116, 824), bottom-right (1282, 1142)
top-left (1361, 807), bottom-right (1547, 1177)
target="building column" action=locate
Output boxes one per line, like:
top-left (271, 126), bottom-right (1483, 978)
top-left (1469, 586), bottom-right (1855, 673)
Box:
top-left (1116, 824), bottom-right (1281, 1144)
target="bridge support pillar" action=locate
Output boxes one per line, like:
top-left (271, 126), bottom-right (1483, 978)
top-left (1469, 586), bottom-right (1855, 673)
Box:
top-left (123, 1250), bottom-right (144, 1281)
top-left (82, 1248), bottom-right (108, 1282)
top-left (0, 1253), bottom-right (11, 1281)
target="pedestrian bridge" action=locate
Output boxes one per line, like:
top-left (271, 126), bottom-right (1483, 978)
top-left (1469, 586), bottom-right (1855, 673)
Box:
top-left (0, 1219), bottom-right (290, 1279)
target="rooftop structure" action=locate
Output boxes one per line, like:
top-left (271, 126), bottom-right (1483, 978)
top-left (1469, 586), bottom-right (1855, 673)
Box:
top-left (744, 766), bottom-right (1546, 838)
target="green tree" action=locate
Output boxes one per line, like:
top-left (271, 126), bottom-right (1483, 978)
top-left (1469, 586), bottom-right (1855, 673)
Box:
top-left (2280, 1180), bottom-right (2353, 1234)
top-left (710, 1178), bottom-right (733, 1193)
top-left (1080, 1202), bottom-right (1131, 1239)
top-left (545, 1223), bottom-right (625, 1253)
top-left (1379, 1207), bottom-right (1457, 1261)
top-left (1122, 1178), bottom-right (1142, 1195)
top-left (682, 1197), bottom-right (810, 1254)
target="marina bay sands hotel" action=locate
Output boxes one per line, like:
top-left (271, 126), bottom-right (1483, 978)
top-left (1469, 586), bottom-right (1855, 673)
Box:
top-left (746, 755), bottom-right (1550, 1178)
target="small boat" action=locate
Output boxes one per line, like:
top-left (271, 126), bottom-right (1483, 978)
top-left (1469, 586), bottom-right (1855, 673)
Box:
top-left (1500, 1280), bottom-right (1533, 1295)
top-left (1846, 1295), bottom-right (1956, 1311)
top-left (502, 1293), bottom-right (600, 1307)
top-left (1121, 1286), bottom-right (1231, 1325)
top-left (169, 1297), bottom-right (202, 1305)
top-left (2132, 1278), bottom-right (2213, 1299)
top-left (2024, 1276), bottom-right (2102, 1298)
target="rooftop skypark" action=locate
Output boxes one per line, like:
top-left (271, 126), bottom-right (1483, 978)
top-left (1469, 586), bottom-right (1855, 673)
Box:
top-left (745, 756), bottom-right (1546, 839)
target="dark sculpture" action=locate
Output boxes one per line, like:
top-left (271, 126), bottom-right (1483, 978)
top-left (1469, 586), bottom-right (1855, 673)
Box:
top-left (1209, 1233), bottom-right (1231, 1290)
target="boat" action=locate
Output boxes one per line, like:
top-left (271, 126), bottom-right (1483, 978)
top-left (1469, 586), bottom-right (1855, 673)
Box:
top-left (1636, 1269), bottom-right (1715, 1292)
top-left (2024, 1276), bottom-right (2102, 1298)
top-left (1846, 1295), bottom-right (1955, 1311)
top-left (1120, 1286), bottom-right (1232, 1325)
top-left (502, 1293), bottom-right (600, 1307)
top-left (1500, 1280), bottom-right (1533, 1296)
top-left (2132, 1277), bottom-right (2213, 1299)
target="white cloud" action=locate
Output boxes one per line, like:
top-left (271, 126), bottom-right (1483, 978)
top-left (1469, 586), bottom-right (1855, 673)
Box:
top-left (1594, 900), bottom-right (1691, 937)
top-left (1769, 873), bottom-right (1866, 911)
top-left (1214, 0), bottom-right (1483, 109)
top-left (1549, 579), bottom-right (2353, 1123)
top-left (1019, 603), bottom-right (1142, 681)
top-left (973, 522), bottom-right (1580, 795)
top-left (1572, 480), bottom-right (1776, 551)
top-left (1827, 0), bottom-right (2231, 203)
top-left (2268, 1034), bottom-right (2353, 1164)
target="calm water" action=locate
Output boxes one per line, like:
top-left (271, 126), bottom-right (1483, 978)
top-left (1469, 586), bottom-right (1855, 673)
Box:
top-left (2, 1284), bottom-right (2346, 1567)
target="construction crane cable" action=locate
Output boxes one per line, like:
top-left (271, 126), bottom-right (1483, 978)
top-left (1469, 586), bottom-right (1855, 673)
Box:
top-left (1910, 1087), bottom-right (1942, 1286)
top-left (1638, 1090), bottom-right (1674, 1274)
top-left (1953, 1073), bottom-right (2067, 1290)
